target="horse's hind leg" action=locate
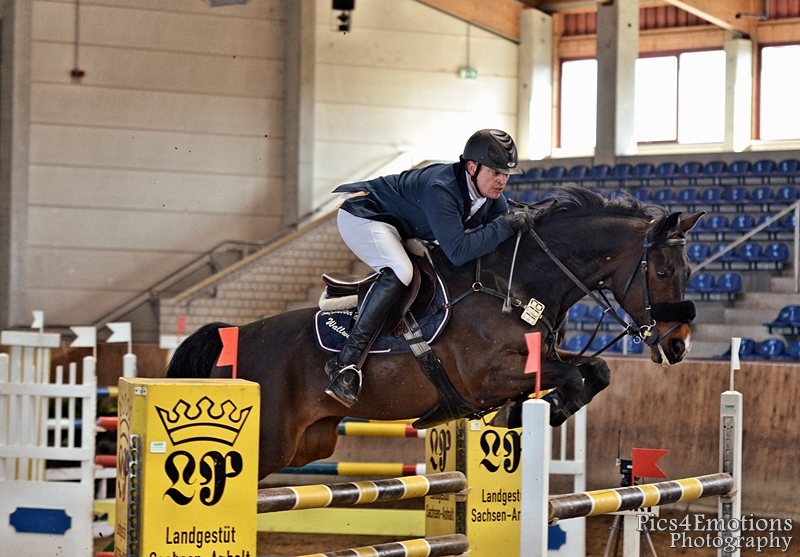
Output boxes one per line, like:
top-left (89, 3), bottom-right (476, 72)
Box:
top-left (288, 416), bottom-right (342, 468)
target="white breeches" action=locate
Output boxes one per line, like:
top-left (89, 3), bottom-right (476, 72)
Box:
top-left (337, 209), bottom-right (414, 286)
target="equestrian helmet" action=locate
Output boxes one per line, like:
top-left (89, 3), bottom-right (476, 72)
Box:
top-left (462, 129), bottom-right (523, 175)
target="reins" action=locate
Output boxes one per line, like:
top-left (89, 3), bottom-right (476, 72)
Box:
top-left (447, 217), bottom-right (693, 364)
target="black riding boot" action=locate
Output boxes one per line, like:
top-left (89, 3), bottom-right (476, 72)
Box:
top-left (325, 267), bottom-right (407, 407)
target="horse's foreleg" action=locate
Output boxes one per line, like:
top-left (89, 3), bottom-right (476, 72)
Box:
top-left (546, 357), bottom-right (611, 427)
top-left (539, 361), bottom-right (585, 428)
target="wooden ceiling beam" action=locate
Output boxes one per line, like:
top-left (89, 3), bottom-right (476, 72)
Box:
top-left (661, 0), bottom-right (757, 33)
top-left (415, 0), bottom-right (521, 41)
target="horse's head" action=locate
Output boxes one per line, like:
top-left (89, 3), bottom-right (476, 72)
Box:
top-left (614, 211), bottom-right (703, 365)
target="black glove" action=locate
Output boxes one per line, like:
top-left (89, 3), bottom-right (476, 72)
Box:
top-left (503, 210), bottom-right (535, 232)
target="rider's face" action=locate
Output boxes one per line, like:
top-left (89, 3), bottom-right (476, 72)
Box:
top-left (467, 162), bottom-right (509, 199)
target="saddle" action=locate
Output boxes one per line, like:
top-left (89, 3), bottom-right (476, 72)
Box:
top-left (320, 252), bottom-right (438, 336)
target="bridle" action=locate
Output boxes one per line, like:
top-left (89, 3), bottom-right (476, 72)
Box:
top-left (449, 221), bottom-right (696, 362)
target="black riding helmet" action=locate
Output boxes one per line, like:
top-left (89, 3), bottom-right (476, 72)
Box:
top-left (462, 129), bottom-right (523, 175)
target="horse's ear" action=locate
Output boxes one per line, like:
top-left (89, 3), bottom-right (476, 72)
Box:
top-left (680, 212), bottom-right (705, 233)
top-left (657, 212), bottom-right (682, 237)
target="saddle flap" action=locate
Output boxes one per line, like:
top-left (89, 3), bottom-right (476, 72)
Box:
top-left (322, 272), bottom-right (378, 298)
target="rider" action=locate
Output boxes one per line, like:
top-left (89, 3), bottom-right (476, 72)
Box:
top-left (325, 129), bottom-right (534, 407)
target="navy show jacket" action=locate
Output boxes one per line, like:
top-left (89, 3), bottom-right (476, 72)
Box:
top-left (334, 162), bottom-right (515, 267)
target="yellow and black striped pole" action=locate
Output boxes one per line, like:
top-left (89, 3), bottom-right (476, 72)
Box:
top-left (548, 473), bottom-right (733, 521)
top-left (297, 534), bottom-right (469, 557)
top-left (256, 471), bottom-right (466, 514)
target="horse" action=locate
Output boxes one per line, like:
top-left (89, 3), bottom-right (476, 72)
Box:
top-left (167, 185), bottom-right (702, 480)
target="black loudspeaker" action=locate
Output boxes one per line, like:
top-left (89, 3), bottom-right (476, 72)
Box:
top-left (333, 0), bottom-right (354, 10)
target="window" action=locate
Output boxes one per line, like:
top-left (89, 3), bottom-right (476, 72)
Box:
top-left (560, 59), bottom-right (597, 151)
top-left (559, 50), bottom-right (725, 150)
top-left (760, 45), bottom-right (800, 141)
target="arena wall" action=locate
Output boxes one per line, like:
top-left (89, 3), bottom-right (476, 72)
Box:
top-left (586, 356), bottom-right (800, 519)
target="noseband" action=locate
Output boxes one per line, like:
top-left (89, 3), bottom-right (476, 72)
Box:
top-left (617, 235), bottom-right (696, 347)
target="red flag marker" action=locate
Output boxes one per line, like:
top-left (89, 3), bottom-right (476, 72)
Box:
top-left (216, 327), bottom-right (240, 379)
top-left (524, 332), bottom-right (542, 398)
top-left (177, 316), bottom-right (187, 334)
top-left (632, 447), bottom-right (669, 480)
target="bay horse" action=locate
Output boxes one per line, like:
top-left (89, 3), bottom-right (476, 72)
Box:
top-left (167, 185), bottom-right (702, 480)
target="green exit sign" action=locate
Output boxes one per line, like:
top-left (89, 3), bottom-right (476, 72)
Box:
top-left (459, 67), bottom-right (478, 80)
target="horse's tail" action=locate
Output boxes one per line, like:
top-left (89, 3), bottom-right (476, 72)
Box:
top-left (166, 322), bottom-right (233, 379)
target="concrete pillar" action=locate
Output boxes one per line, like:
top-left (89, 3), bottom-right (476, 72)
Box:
top-left (723, 38), bottom-right (753, 153)
top-left (0, 0), bottom-right (32, 328)
top-left (517, 9), bottom-right (553, 161)
top-left (594, 0), bottom-right (639, 166)
top-left (283, 0), bottom-right (316, 227)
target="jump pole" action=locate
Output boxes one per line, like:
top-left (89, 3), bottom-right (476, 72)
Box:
top-left (519, 385), bottom-right (742, 557)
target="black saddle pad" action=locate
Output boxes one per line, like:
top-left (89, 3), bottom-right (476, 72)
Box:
top-left (314, 273), bottom-right (450, 355)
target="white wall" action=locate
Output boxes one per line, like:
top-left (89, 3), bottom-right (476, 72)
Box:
top-left (20, 0), bottom-right (519, 329)
top-left (313, 0), bottom-right (519, 204)
top-left (27, 0), bottom-right (286, 325)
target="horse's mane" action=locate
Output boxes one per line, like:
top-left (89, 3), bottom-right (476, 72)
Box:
top-left (523, 184), bottom-right (668, 227)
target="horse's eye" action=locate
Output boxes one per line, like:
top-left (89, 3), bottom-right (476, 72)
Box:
top-left (656, 270), bottom-right (668, 279)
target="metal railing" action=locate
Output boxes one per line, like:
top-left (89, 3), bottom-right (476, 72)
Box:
top-left (90, 151), bottom-right (418, 329)
top-left (692, 200), bottom-right (800, 293)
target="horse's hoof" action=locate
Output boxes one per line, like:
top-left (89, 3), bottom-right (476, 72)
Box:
top-left (542, 391), bottom-right (570, 428)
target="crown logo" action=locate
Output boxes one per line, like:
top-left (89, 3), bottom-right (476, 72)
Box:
top-left (156, 396), bottom-right (252, 446)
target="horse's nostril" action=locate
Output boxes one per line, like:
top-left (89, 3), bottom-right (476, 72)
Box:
top-left (670, 338), bottom-right (686, 360)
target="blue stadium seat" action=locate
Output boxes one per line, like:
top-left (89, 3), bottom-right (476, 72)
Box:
top-left (761, 242), bottom-right (790, 263)
top-left (625, 163), bottom-right (654, 186)
top-left (565, 165), bottom-right (589, 181)
top-left (757, 214), bottom-right (782, 238)
top-left (518, 190), bottom-right (538, 204)
top-left (609, 163), bottom-right (632, 180)
top-left (749, 160), bottom-right (776, 184)
top-left (716, 338), bottom-right (757, 360)
top-left (756, 338), bottom-right (786, 359)
top-left (775, 159), bottom-right (800, 184)
top-left (686, 272), bottom-right (714, 292)
top-left (607, 189), bottom-right (627, 201)
top-left (724, 160), bottom-right (752, 184)
top-left (675, 188), bottom-right (699, 206)
top-left (632, 188), bottom-right (651, 202)
top-left (774, 186), bottom-right (799, 204)
top-left (699, 161), bottom-right (726, 185)
top-left (520, 167), bottom-right (545, 184)
top-left (703, 214), bottom-right (729, 237)
top-left (540, 189), bottom-right (558, 201)
top-left (589, 334), bottom-right (620, 353)
top-left (737, 242), bottom-right (762, 263)
top-left (686, 243), bottom-right (711, 262)
top-left (698, 187), bottom-right (723, 210)
top-left (711, 243), bottom-right (737, 264)
top-left (652, 188), bottom-right (676, 205)
top-left (648, 162), bottom-right (677, 185)
top-left (709, 272), bottom-right (742, 299)
top-left (729, 214), bottom-right (755, 234)
top-left (542, 166), bottom-right (567, 182)
top-left (568, 303), bottom-right (589, 322)
top-left (764, 306), bottom-right (800, 334)
top-left (583, 164), bottom-right (611, 184)
top-left (562, 333), bottom-right (591, 352)
top-left (749, 186), bottom-right (774, 205)
top-left (779, 339), bottom-right (800, 360)
top-left (674, 161), bottom-right (702, 185)
top-left (619, 337), bottom-right (644, 354)
top-left (722, 187), bottom-right (749, 207)
top-left (782, 212), bottom-right (796, 231)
